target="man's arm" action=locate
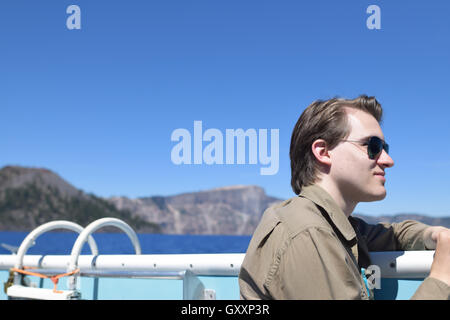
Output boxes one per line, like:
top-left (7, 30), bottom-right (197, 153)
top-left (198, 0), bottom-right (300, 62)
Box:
top-left (352, 217), bottom-right (430, 251)
top-left (411, 229), bottom-right (450, 299)
top-left (354, 217), bottom-right (450, 299)
top-left (428, 228), bottom-right (450, 286)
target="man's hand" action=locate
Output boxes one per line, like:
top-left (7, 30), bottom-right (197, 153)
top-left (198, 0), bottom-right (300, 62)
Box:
top-left (423, 226), bottom-right (448, 249)
top-left (428, 228), bottom-right (450, 286)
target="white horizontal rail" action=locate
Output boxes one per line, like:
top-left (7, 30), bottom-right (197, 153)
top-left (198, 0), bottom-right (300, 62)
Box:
top-left (1, 254), bottom-right (243, 276)
top-left (369, 250), bottom-right (435, 278)
top-left (0, 251), bottom-right (435, 278)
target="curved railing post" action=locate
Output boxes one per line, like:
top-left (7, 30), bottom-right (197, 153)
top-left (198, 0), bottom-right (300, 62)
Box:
top-left (13, 220), bottom-right (99, 285)
top-left (67, 218), bottom-right (141, 290)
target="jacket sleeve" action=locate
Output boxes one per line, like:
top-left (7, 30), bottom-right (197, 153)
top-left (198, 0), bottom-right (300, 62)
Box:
top-left (265, 227), bottom-right (368, 299)
top-left (411, 277), bottom-right (450, 300)
top-left (352, 217), bottom-right (430, 251)
top-left (353, 218), bottom-right (450, 300)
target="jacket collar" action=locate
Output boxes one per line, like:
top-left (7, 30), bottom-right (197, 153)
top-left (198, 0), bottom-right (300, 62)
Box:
top-left (299, 184), bottom-right (356, 242)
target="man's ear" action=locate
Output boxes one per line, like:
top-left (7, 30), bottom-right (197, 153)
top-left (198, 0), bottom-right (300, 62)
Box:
top-left (311, 139), bottom-right (332, 166)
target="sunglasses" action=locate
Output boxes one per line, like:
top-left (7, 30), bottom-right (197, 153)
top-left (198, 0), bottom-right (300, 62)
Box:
top-left (342, 136), bottom-right (389, 159)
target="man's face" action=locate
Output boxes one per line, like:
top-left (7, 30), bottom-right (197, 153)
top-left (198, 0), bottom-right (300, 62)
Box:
top-left (328, 108), bottom-right (394, 204)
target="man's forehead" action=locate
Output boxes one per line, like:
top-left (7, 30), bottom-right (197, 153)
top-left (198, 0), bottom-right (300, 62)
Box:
top-left (344, 107), bottom-right (384, 139)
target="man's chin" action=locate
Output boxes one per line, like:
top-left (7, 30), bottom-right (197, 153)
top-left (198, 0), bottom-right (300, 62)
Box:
top-left (362, 189), bottom-right (387, 202)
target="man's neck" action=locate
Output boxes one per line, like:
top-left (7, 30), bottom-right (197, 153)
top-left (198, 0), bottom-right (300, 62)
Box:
top-left (314, 179), bottom-right (356, 217)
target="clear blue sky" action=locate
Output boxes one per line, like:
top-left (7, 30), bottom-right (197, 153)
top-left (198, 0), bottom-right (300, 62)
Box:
top-left (1, 1), bottom-right (449, 217)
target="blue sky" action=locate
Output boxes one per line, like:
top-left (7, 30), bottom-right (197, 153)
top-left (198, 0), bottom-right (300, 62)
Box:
top-left (1, 1), bottom-right (449, 217)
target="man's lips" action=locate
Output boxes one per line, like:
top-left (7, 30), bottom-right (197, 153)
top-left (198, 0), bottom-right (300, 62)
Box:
top-left (374, 172), bottom-right (386, 181)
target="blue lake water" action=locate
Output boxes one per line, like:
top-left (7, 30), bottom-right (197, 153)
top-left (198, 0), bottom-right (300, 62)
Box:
top-left (0, 232), bottom-right (251, 255)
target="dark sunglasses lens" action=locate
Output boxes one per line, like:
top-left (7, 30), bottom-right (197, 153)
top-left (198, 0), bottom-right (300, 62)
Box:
top-left (367, 137), bottom-right (384, 159)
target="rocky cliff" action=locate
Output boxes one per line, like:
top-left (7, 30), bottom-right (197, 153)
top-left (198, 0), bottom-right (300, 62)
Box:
top-left (0, 166), bottom-right (281, 234)
top-left (0, 165), bottom-right (448, 234)
top-left (109, 185), bottom-right (281, 235)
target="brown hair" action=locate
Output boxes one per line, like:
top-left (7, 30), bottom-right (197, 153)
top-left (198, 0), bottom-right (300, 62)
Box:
top-left (290, 95), bottom-right (383, 194)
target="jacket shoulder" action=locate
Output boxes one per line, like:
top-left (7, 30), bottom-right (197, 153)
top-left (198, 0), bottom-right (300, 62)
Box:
top-left (270, 196), bottom-right (332, 238)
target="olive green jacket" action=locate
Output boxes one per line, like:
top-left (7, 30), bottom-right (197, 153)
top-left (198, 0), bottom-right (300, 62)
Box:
top-left (239, 184), bottom-right (450, 300)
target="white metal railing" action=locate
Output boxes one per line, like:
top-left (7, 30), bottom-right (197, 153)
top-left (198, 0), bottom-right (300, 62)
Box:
top-left (13, 220), bottom-right (99, 280)
top-left (1, 251), bottom-right (434, 279)
top-left (369, 250), bottom-right (435, 278)
top-left (5, 217), bottom-right (142, 300)
top-left (67, 217), bottom-right (141, 291)
top-left (7, 220), bottom-right (100, 300)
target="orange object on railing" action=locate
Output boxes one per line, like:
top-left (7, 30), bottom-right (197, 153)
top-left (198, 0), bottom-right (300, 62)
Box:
top-left (10, 267), bottom-right (80, 293)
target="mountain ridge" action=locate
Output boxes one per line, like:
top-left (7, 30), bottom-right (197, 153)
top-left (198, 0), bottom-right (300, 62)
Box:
top-left (0, 166), bottom-right (160, 233)
top-left (0, 165), bottom-right (449, 234)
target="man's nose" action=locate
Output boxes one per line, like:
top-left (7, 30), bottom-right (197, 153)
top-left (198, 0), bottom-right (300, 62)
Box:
top-left (377, 150), bottom-right (394, 168)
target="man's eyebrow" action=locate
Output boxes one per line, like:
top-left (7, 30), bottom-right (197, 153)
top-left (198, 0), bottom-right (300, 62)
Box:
top-left (350, 135), bottom-right (383, 142)
top-left (363, 135), bottom-right (386, 142)
top-left (347, 135), bottom-right (370, 142)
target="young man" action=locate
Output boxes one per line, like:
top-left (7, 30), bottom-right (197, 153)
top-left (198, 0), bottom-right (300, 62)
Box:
top-left (239, 95), bottom-right (450, 299)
